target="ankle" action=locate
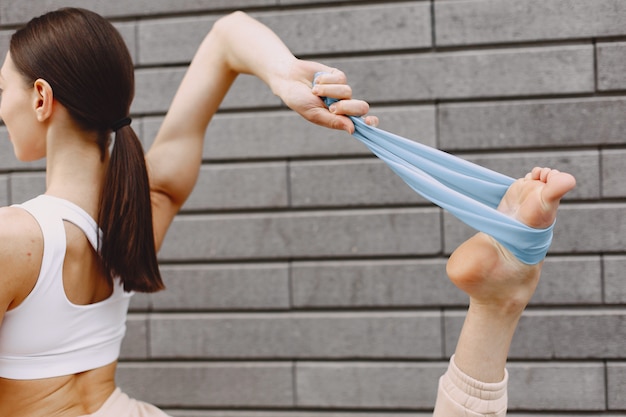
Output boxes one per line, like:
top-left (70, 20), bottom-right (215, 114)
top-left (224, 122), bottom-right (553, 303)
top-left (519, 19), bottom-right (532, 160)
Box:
top-left (469, 297), bottom-right (528, 321)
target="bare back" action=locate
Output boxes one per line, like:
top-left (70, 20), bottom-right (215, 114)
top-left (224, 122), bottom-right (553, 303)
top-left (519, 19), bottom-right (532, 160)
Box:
top-left (0, 207), bottom-right (118, 417)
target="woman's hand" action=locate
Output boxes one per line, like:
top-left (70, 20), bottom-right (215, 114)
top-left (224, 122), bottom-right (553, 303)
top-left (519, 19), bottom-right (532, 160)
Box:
top-left (275, 60), bottom-right (378, 133)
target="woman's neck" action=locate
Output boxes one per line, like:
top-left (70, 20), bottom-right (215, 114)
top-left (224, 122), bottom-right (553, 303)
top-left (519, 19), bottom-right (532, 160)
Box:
top-left (44, 127), bottom-right (108, 219)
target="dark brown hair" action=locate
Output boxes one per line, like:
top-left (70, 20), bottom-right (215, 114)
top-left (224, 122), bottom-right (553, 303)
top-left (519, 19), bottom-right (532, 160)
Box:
top-left (10, 8), bottom-right (164, 292)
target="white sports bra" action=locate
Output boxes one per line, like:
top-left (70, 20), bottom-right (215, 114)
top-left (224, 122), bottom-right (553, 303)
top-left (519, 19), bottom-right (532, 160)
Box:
top-left (0, 195), bottom-right (132, 380)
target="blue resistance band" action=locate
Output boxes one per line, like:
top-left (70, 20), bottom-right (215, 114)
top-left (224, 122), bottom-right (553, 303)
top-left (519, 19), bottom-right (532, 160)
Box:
top-left (314, 74), bottom-right (553, 264)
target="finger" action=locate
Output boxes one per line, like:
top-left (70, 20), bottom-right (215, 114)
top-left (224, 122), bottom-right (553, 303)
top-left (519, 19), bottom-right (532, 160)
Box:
top-left (313, 68), bottom-right (347, 86)
top-left (312, 83), bottom-right (353, 101)
top-left (363, 115), bottom-right (379, 127)
top-left (305, 107), bottom-right (354, 133)
top-left (326, 99), bottom-right (370, 117)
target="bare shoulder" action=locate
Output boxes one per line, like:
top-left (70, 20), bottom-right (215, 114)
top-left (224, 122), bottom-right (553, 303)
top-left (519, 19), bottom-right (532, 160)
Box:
top-left (0, 205), bottom-right (41, 245)
top-left (0, 206), bottom-right (43, 312)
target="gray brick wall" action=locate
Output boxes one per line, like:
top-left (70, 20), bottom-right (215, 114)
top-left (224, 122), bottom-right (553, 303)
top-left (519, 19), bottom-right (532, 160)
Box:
top-left (1, 1), bottom-right (625, 415)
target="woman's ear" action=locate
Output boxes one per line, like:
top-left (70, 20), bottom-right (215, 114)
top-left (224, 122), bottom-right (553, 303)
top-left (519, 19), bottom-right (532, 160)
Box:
top-left (32, 78), bottom-right (53, 122)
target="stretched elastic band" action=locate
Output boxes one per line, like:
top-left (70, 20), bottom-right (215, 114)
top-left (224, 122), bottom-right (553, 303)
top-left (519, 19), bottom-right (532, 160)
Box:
top-left (314, 73), bottom-right (553, 264)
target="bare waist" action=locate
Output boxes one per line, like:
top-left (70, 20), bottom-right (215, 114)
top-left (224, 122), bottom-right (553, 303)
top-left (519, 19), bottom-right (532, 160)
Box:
top-left (0, 361), bottom-right (117, 417)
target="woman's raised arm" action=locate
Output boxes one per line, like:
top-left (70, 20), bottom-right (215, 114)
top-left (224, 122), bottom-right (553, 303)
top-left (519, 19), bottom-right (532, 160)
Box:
top-left (145, 11), bottom-right (374, 249)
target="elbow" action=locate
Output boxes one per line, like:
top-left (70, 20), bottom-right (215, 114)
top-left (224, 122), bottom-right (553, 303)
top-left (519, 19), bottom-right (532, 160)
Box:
top-left (213, 10), bottom-right (250, 33)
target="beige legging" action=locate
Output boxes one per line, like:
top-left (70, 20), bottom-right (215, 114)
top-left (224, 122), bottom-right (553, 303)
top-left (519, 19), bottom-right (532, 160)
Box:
top-left (79, 388), bottom-right (171, 417)
top-left (434, 355), bottom-right (508, 417)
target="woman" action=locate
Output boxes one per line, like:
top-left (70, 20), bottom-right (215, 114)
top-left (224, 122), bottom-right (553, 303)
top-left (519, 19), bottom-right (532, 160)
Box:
top-left (0, 7), bottom-right (576, 417)
top-left (0, 8), bottom-right (375, 417)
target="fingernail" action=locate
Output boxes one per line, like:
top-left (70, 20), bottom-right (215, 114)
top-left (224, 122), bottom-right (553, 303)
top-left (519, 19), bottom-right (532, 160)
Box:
top-left (311, 86), bottom-right (319, 94)
top-left (329, 104), bottom-right (337, 113)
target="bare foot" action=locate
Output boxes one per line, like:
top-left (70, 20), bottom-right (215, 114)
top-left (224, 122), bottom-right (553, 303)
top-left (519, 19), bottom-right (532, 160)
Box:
top-left (446, 167), bottom-right (576, 313)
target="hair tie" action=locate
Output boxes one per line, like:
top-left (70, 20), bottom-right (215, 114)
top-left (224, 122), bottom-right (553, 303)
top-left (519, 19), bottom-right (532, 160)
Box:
top-left (110, 117), bottom-right (131, 131)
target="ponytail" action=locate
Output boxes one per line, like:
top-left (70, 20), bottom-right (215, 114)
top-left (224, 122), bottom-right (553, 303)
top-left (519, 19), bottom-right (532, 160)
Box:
top-left (10, 8), bottom-right (163, 292)
top-left (98, 123), bottom-right (164, 293)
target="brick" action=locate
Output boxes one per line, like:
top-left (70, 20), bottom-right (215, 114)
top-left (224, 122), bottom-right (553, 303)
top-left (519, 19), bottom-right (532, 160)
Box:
top-left (446, 309), bottom-right (626, 359)
top-left (141, 106), bottom-right (428, 162)
top-left (114, 22), bottom-right (137, 63)
top-left (150, 312), bottom-right (442, 359)
top-left (291, 259), bottom-right (466, 308)
top-left (296, 363), bottom-right (604, 410)
top-left (607, 362), bottom-right (626, 410)
top-left (138, 16), bottom-right (218, 65)
top-left (120, 314), bottom-right (149, 360)
top-left (507, 362), bottom-right (605, 410)
top-left (133, 70), bottom-right (279, 115)
top-left (290, 158), bottom-right (428, 207)
top-left (132, 67), bottom-right (185, 115)
top-left (183, 162), bottom-right (288, 211)
top-left (324, 46), bottom-right (594, 102)
top-left (602, 149), bottom-right (626, 198)
top-left (256, 4), bottom-right (431, 56)
top-left (598, 42), bottom-right (626, 91)
top-left (0, 14), bottom-right (134, 61)
top-left (138, 4), bottom-right (430, 65)
top-left (142, 112), bottom-right (362, 161)
top-left (440, 253), bottom-right (601, 305)
top-left (152, 264), bottom-right (290, 311)
top-left (135, 46), bottom-right (594, 114)
top-left (204, 107), bottom-right (433, 161)
top-left (374, 107), bottom-right (438, 148)
top-left (444, 204), bottom-right (626, 256)
top-left (295, 362), bottom-right (446, 409)
top-left (439, 98), bottom-right (626, 150)
top-left (0, 1), bottom-right (274, 24)
top-left (9, 172), bottom-right (46, 204)
top-left (512, 414), bottom-right (625, 417)
top-left (158, 208), bottom-right (442, 261)
top-left (605, 255), bottom-right (626, 304)
top-left (432, 256), bottom-right (601, 307)
top-left (549, 204), bottom-right (626, 253)
top-left (128, 292), bottom-right (151, 312)
top-left (280, 0), bottom-right (388, 4)
top-left (436, 0), bottom-right (626, 46)
top-left (3, 2), bottom-right (623, 416)
top-left (0, 30), bottom-right (11, 62)
top-left (0, 176), bottom-right (8, 206)
top-left (133, 118), bottom-right (150, 150)
top-left (117, 362), bottom-right (293, 407)
top-left (531, 256), bottom-right (602, 305)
